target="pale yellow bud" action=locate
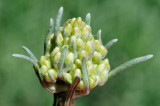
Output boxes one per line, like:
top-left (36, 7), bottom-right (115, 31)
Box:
top-left (63, 23), bottom-right (72, 37)
top-left (85, 25), bottom-right (91, 33)
top-left (52, 52), bottom-right (61, 69)
top-left (78, 80), bottom-right (84, 89)
top-left (41, 65), bottom-right (48, 75)
top-left (94, 40), bottom-right (101, 51)
top-left (81, 26), bottom-right (90, 41)
top-left (73, 68), bottom-right (82, 78)
top-left (39, 56), bottom-right (51, 68)
top-left (73, 17), bottom-right (82, 27)
top-left (76, 38), bottom-right (84, 50)
top-left (99, 45), bottom-right (107, 58)
top-left (85, 41), bottom-right (94, 55)
top-left (72, 27), bottom-right (81, 35)
top-left (63, 72), bottom-right (72, 84)
top-left (44, 73), bottom-right (52, 82)
top-left (48, 69), bottom-right (57, 81)
top-left (92, 51), bottom-right (102, 63)
top-left (56, 32), bottom-right (64, 46)
top-left (89, 34), bottom-right (94, 41)
top-left (75, 59), bottom-right (81, 68)
top-left (101, 59), bottom-right (110, 70)
top-left (79, 50), bottom-right (88, 60)
top-left (69, 18), bottom-right (76, 25)
top-left (51, 47), bottom-right (60, 58)
top-left (65, 52), bottom-right (74, 65)
top-left (64, 37), bottom-right (69, 45)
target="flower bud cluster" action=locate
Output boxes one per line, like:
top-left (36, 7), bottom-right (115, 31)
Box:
top-left (39, 17), bottom-right (110, 90)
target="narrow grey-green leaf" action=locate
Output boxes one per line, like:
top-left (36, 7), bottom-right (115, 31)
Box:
top-left (58, 45), bottom-right (68, 77)
top-left (108, 54), bottom-right (153, 78)
top-left (12, 54), bottom-right (38, 68)
top-left (97, 29), bottom-right (102, 44)
top-left (82, 56), bottom-right (90, 93)
top-left (54, 7), bottom-right (63, 34)
top-left (85, 13), bottom-right (91, 25)
top-left (105, 39), bottom-right (118, 49)
top-left (22, 46), bottom-right (38, 62)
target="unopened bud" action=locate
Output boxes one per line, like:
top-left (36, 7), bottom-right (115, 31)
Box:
top-left (92, 51), bottom-right (102, 63)
top-left (56, 32), bottom-right (64, 47)
top-left (99, 45), bottom-right (107, 58)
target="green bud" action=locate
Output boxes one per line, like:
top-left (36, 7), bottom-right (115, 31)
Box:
top-left (81, 26), bottom-right (90, 41)
top-left (85, 41), bottom-right (94, 59)
top-left (41, 65), bottom-right (48, 75)
top-left (92, 51), bottom-right (102, 63)
top-left (51, 47), bottom-right (60, 58)
top-left (78, 80), bottom-right (84, 89)
top-left (76, 38), bottom-right (84, 51)
top-left (101, 59), bottom-right (110, 70)
top-left (56, 32), bottom-right (64, 46)
top-left (52, 52), bottom-right (61, 69)
top-left (98, 45), bottom-right (107, 58)
top-left (85, 25), bottom-right (91, 33)
top-left (72, 27), bottom-right (81, 36)
top-left (75, 59), bottom-right (81, 68)
top-left (69, 18), bottom-right (76, 25)
top-left (73, 68), bottom-right (82, 78)
top-left (89, 34), bottom-right (94, 41)
top-left (63, 23), bottom-right (72, 37)
top-left (65, 52), bottom-right (74, 65)
top-left (39, 56), bottom-right (51, 69)
top-left (99, 69), bottom-right (108, 86)
top-left (97, 63), bottom-right (106, 74)
top-left (73, 17), bottom-right (82, 27)
top-left (70, 64), bottom-right (77, 75)
top-left (44, 73), bottom-right (52, 82)
top-left (64, 37), bottom-right (69, 45)
top-left (94, 40), bottom-right (101, 51)
top-left (63, 72), bottom-right (72, 84)
top-left (79, 50), bottom-right (88, 60)
top-left (48, 69), bottom-right (57, 81)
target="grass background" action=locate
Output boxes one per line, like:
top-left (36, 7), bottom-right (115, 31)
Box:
top-left (0, 0), bottom-right (159, 106)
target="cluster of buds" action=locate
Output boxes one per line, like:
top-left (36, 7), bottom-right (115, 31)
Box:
top-left (13, 7), bottom-right (153, 106)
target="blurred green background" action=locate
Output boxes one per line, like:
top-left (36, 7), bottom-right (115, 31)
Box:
top-left (0, 0), bottom-right (159, 106)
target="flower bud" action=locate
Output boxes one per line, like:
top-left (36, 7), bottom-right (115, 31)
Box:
top-left (39, 56), bottom-right (51, 69)
top-left (72, 27), bottom-right (81, 36)
top-left (51, 47), bottom-right (60, 58)
top-left (79, 50), bottom-right (88, 60)
top-left (89, 34), bottom-right (94, 41)
top-left (92, 51), bottom-right (102, 63)
top-left (85, 41), bottom-right (94, 58)
top-left (76, 38), bottom-right (84, 51)
top-left (48, 69), bottom-right (57, 81)
top-left (73, 17), bottom-right (82, 27)
top-left (81, 26), bottom-right (90, 41)
top-left (65, 52), bottom-right (74, 65)
top-left (56, 32), bottom-right (64, 47)
top-left (99, 45), bottom-right (107, 58)
top-left (63, 72), bottom-right (72, 84)
top-left (52, 52), bottom-right (61, 69)
top-left (75, 59), bottom-right (81, 68)
top-left (41, 65), bottom-right (48, 75)
top-left (73, 68), bottom-right (82, 78)
top-left (78, 80), bottom-right (84, 89)
top-left (44, 73), bottom-right (52, 82)
top-left (63, 23), bottom-right (72, 37)
top-left (64, 37), bottom-right (69, 45)
top-left (101, 59), bottom-right (110, 70)
top-left (94, 40), bottom-right (101, 51)
top-left (99, 69), bottom-right (108, 86)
